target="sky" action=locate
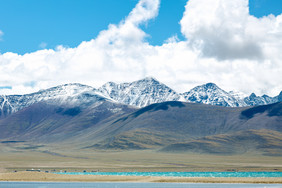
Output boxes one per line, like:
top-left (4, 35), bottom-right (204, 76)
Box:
top-left (0, 0), bottom-right (281, 96)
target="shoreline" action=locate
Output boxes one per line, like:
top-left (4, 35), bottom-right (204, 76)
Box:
top-left (0, 172), bottom-right (282, 184)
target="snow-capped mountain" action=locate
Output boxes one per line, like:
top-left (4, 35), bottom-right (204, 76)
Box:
top-left (243, 93), bottom-right (278, 106)
top-left (1, 78), bottom-right (281, 118)
top-left (99, 78), bottom-right (281, 108)
top-left (278, 91), bottom-right (282, 102)
top-left (98, 77), bottom-right (182, 107)
top-left (181, 84), bottom-right (281, 107)
top-left (181, 83), bottom-right (245, 107)
top-left (0, 83), bottom-right (108, 118)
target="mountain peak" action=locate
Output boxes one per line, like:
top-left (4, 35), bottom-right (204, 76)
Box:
top-left (249, 93), bottom-right (257, 98)
top-left (182, 82), bottom-right (243, 107)
top-left (102, 81), bottom-right (117, 87)
top-left (33, 82), bottom-right (96, 97)
top-left (243, 92), bottom-right (278, 106)
top-left (61, 83), bottom-right (90, 87)
top-left (203, 83), bottom-right (219, 89)
top-left (136, 77), bottom-right (160, 83)
top-left (98, 77), bottom-right (180, 107)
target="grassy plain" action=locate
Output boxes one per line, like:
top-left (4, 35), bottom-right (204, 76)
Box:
top-left (0, 142), bottom-right (282, 172)
top-left (1, 141), bottom-right (282, 183)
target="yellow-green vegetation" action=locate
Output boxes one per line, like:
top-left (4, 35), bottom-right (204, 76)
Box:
top-left (1, 139), bottom-right (282, 183)
top-left (1, 141), bottom-right (282, 173)
top-left (161, 129), bottom-right (282, 156)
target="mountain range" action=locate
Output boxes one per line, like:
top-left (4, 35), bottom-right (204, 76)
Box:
top-left (99, 77), bottom-right (282, 107)
top-left (0, 77), bottom-right (281, 156)
top-left (1, 77), bottom-right (281, 118)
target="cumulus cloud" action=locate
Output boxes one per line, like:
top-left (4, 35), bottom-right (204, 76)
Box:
top-left (180, 0), bottom-right (282, 61)
top-left (179, 0), bottom-right (282, 94)
top-left (0, 0), bottom-right (160, 94)
top-left (164, 35), bottom-right (180, 44)
top-left (0, 0), bottom-right (281, 97)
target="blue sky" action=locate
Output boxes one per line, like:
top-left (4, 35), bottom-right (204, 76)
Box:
top-left (0, 0), bottom-right (281, 96)
top-left (0, 0), bottom-right (281, 54)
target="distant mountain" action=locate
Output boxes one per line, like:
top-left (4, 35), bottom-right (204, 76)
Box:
top-left (0, 83), bottom-right (109, 118)
top-left (181, 83), bottom-right (245, 107)
top-left (244, 93), bottom-right (278, 106)
top-left (98, 77), bottom-right (182, 107)
top-left (181, 83), bottom-right (281, 107)
top-left (1, 78), bottom-right (281, 119)
top-left (98, 78), bottom-right (281, 107)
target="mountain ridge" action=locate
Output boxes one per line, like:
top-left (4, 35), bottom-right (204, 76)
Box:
top-left (1, 77), bottom-right (281, 118)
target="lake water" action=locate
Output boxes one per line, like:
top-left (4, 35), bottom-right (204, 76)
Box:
top-left (1, 182), bottom-right (282, 188)
top-left (54, 171), bottom-right (282, 178)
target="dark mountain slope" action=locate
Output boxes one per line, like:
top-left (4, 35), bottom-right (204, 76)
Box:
top-left (85, 102), bottom-right (282, 150)
top-left (0, 101), bottom-right (136, 143)
top-left (239, 102), bottom-right (282, 132)
top-left (95, 101), bottom-right (280, 139)
top-left (0, 100), bottom-right (281, 155)
top-left (241, 102), bottom-right (282, 119)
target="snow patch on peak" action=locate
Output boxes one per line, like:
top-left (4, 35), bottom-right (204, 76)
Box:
top-left (98, 77), bottom-right (181, 107)
top-left (182, 83), bottom-right (243, 107)
top-left (0, 83), bottom-right (108, 118)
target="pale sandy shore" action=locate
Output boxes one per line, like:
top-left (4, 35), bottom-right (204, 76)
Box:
top-left (0, 172), bottom-right (282, 184)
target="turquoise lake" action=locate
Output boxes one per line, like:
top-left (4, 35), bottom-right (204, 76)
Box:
top-left (1, 182), bottom-right (282, 188)
top-left (54, 171), bottom-right (282, 177)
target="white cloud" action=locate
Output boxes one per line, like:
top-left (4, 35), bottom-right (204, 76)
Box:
top-left (0, 0), bottom-right (281, 97)
top-left (164, 35), bottom-right (180, 44)
top-left (179, 0), bottom-right (282, 95)
top-left (181, 0), bottom-right (262, 60)
top-left (0, 30), bottom-right (3, 41)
